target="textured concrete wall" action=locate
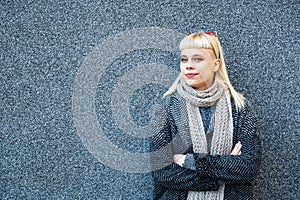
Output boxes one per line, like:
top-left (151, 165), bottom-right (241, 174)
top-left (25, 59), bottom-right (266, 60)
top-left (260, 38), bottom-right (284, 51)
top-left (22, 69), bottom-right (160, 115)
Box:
top-left (1, 0), bottom-right (299, 199)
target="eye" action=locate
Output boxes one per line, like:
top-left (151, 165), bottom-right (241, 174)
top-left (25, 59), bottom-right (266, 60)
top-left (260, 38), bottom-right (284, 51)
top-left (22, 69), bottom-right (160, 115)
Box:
top-left (193, 57), bottom-right (203, 62)
top-left (180, 58), bottom-right (188, 63)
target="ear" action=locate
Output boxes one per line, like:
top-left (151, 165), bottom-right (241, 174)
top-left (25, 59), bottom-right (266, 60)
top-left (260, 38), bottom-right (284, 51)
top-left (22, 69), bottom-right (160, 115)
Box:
top-left (213, 59), bottom-right (221, 72)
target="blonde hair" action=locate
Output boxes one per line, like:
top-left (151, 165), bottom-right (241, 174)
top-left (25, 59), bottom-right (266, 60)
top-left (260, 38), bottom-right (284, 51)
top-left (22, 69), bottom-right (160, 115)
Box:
top-left (163, 32), bottom-right (245, 110)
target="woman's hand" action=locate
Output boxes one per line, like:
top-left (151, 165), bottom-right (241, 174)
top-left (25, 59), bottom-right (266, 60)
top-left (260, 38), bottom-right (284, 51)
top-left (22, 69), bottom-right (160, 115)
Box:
top-left (230, 141), bottom-right (242, 155)
top-left (173, 154), bottom-right (187, 166)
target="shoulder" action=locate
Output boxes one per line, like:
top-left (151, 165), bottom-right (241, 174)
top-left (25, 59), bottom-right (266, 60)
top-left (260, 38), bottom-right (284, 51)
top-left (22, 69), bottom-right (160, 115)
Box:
top-left (163, 92), bottom-right (180, 103)
top-left (241, 99), bottom-right (256, 120)
top-left (231, 98), bottom-right (255, 116)
top-left (232, 98), bottom-right (258, 130)
top-left (151, 93), bottom-right (181, 123)
top-left (162, 92), bottom-right (182, 110)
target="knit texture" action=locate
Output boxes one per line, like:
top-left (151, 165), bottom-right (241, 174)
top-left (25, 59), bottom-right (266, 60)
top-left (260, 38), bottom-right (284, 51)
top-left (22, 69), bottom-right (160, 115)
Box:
top-left (151, 93), bottom-right (261, 200)
top-left (177, 79), bottom-right (233, 200)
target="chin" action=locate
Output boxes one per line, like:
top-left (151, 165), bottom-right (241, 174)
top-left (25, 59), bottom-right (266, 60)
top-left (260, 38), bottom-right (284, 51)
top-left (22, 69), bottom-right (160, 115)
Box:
top-left (186, 81), bottom-right (207, 90)
top-left (185, 80), bottom-right (198, 87)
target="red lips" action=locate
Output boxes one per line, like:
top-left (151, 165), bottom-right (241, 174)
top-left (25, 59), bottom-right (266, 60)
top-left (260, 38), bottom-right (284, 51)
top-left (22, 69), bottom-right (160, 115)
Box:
top-left (185, 73), bottom-right (198, 78)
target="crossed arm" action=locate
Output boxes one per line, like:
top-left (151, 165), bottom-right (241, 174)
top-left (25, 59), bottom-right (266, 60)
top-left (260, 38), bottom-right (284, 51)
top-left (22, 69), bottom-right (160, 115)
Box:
top-left (174, 141), bottom-right (242, 166)
top-left (151, 100), bottom-right (261, 191)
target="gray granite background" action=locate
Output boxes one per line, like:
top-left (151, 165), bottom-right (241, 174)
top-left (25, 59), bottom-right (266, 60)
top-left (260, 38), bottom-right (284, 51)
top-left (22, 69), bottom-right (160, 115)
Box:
top-left (1, 0), bottom-right (299, 199)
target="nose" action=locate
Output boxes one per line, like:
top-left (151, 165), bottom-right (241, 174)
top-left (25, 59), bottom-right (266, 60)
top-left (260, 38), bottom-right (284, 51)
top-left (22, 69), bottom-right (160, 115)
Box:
top-left (186, 62), bottom-right (195, 70)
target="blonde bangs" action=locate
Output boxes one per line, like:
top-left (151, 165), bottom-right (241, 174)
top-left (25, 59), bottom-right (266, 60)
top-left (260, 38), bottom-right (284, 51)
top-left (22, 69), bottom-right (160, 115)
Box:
top-left (179, 34), bottom-right (213, 50)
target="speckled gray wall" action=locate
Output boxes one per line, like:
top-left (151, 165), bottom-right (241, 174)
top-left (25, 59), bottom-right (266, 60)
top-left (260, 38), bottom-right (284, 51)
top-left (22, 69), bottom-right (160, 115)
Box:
top-left (1, 0), bottom-right (299, 199)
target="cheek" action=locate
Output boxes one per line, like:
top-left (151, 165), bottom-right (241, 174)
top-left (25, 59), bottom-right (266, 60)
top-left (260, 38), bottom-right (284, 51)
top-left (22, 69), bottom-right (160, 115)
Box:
top-left (180, 64), bottom-right (185, 72)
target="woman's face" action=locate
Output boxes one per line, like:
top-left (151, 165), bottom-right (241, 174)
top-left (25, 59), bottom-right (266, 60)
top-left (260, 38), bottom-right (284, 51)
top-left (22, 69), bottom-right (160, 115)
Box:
top-left (180, 48), bottom-right (220, 90)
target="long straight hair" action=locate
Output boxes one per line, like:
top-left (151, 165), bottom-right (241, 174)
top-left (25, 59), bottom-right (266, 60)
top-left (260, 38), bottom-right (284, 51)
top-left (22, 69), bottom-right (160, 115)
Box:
top-left (163, 32), bottom-right (245, 110)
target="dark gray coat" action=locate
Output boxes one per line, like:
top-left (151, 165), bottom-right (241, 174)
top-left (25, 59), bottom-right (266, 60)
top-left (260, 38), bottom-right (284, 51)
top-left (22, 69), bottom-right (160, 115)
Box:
top-left (151, 93), bottom-right (261, 200)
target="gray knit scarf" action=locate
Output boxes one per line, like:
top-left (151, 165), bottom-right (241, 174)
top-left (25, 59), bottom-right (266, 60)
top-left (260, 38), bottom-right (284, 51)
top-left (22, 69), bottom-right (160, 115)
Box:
top-left (177, 78), bottom-right (233, 200)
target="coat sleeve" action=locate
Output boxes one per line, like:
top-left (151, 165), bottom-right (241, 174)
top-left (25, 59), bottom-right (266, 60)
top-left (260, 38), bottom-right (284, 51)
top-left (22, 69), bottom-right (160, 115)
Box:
top-left (193, 101), bottom-right (261, 184)
top-left (150, 97), bottom-right (220, 191)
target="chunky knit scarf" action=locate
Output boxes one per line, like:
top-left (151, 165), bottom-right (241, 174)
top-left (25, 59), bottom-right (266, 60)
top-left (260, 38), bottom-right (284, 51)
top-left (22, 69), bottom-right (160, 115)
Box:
top-left (177, 78), bottom-right (233, 200)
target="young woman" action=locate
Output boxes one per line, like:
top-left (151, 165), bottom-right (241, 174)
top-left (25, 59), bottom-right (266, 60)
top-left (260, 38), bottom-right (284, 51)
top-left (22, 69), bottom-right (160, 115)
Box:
top-left (151, 32), bottom-right (261, 200)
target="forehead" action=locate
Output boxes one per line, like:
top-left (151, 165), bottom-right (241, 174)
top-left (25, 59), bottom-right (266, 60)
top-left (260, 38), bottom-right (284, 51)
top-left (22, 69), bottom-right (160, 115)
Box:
top-left (180, 48), bottom-right (213, 57)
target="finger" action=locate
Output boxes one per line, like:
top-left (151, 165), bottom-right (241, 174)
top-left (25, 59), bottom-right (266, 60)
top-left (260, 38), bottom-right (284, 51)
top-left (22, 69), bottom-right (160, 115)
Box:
top-left (230, 142), bottom-right (242, 155)
top-left (230, 148), bottom-right (238, 155)
top-left (235, 142), bottom-right (242, 155)
top-left (236, 141), bottom-right (242, 150)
